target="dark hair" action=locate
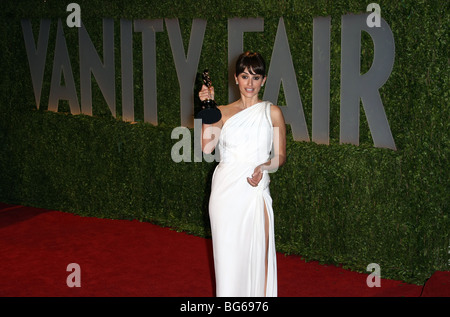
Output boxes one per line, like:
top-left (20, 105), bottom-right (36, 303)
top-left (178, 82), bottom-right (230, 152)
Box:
top-left (235, 51), bottom-right (266, 77)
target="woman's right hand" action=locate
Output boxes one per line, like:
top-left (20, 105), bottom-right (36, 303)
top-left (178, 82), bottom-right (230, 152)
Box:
top-left (199, 84), bottom-right (214, 102)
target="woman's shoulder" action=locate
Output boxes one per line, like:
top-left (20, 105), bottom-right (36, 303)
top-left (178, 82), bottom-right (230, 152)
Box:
top-left (217, 102), bottom-right (241, 125)
top-left (265, 102), bottom-right (282, 114)
top-left (217, 101), bottom-right (240, 112)
top-left (217, 104), bottom-right (227, 116)
top-left (266, 103), bottom-right (285, 124)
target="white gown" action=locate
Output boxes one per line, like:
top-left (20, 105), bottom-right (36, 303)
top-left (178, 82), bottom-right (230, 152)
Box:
top-left (209, 101), bottom-right (277, 297)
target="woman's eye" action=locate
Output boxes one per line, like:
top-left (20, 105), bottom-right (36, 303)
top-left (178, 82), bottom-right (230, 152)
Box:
top-left (254, 76), bottom-right (260, 80)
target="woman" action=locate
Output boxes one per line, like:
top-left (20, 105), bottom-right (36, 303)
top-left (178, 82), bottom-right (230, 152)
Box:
top-left (200, 51), bottom-right (286, 297)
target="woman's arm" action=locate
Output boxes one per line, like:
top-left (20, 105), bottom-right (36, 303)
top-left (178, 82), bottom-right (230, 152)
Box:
top-left (247, 105), bottom-right (286, 186)
top-left (262, 105), bottom-right (287, 171)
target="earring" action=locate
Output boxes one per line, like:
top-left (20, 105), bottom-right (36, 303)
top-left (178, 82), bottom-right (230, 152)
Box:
top-left (236, 82), bottom-right (238, 85)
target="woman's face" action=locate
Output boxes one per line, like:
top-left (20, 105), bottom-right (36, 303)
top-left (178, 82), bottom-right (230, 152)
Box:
top-left (235, 67), bottom-right (266, 99)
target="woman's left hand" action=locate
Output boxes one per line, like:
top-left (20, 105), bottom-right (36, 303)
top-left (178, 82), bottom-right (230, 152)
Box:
top-left (247, 165), bottom-right (263, 187)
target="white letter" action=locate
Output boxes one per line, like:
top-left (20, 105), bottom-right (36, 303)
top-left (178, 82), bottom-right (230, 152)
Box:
top-left (48, 19), bottom-right (80, 114)
top-left (366, 3), bottom-right (381, 28)
top-left (79, 19), bottom-right (115, 117)
top-left (263, 18), bottom-right (309, 142)
top-left (171, 127), bottom-right (191, 162)
top-left (166, 18), bottom-right (206, 128)
top-left (21, 19), bottom-right (51, 110)
top-left (366, 263), bottom-right (381, 287)
top-left (202, 126), bottom-right (221, 163)
top-left (340, 14), bottom-right (396, 150)
top-left (66, 263), bottom-right (81, 287)
top-left (312, 17), bottom-right (331, 145)
top-left (66, 3), bottom-right (81, 28)
top-left (120, 19), bottom-right (134, 122)
top-left (134, 19), bottom-right (164, 125)
top-left (193, 119), bottom-right (203, 162)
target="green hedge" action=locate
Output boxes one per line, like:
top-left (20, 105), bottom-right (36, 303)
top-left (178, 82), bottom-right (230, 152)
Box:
top-left (1, 0), bottom-right (448, 284)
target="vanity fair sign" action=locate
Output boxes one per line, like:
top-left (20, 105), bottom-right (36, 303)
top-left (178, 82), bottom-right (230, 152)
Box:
top-left (21, 13), bottom-right (396, 150)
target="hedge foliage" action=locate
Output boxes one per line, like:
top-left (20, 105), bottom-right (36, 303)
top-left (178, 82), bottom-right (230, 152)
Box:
top-left (0, 0), bottom-right (448, 284)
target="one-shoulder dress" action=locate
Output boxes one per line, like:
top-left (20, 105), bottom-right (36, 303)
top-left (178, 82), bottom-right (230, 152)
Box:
top-left (208, 101), bottom-right (277, 297)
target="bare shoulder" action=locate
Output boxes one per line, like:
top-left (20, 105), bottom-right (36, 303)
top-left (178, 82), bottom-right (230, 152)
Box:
top-left (217, 104), bottom-right (230, 117)
top-left (270, 104), bottom-right (283, 115)
top-left (215, 104), bottom-right (232, 127)
top-left (218, 102), bottom-right (240, 122)
top-left (270, 104), bottom-right (285, 123)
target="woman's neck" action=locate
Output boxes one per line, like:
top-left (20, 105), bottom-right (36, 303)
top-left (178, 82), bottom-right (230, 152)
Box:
top-left (238, 96), bottom-right (261, 109)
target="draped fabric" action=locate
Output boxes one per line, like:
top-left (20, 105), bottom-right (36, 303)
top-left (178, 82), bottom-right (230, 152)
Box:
top-left (209, 101), bottom-right (277, 297)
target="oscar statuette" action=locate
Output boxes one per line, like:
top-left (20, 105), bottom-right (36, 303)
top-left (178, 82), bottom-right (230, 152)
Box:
top-left (196, 69), bottom-right (222, 124)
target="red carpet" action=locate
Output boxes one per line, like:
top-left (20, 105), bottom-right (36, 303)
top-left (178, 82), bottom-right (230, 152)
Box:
top-left (0, 202), bottom-right (447, 297)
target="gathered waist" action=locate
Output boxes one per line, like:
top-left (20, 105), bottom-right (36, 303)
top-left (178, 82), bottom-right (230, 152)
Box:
top-left (214, 161), bottom-right (271, 191)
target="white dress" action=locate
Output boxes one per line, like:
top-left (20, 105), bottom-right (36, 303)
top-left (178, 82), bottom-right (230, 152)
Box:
top-left (209, 101), bottom-right (277, 297)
